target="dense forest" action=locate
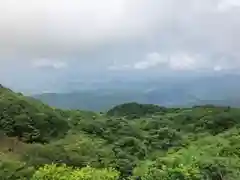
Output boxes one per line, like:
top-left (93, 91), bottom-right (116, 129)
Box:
top-left (1, 84), bottom-right (240, 179)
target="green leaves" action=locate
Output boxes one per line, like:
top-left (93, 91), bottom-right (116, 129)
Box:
top-left (0, 154), bottom-right (35, 180)
top-left (31, 164), bottom-right (120, 180)
top-left (107, 102), bottom-right (167, 118)
top-left (23, 134), bottom-right (116, 169)
top-left (0, 87), bottom-right (69, 143)
top-left (3, 86), bottom-right (240, 179)
top-left (132, 130), bottom-right (240, 180)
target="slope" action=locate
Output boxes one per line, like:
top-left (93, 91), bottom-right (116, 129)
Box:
top-left (1, 85), bottom-right (240, 179)
top-left (0, 85), bottom-right (69, 143)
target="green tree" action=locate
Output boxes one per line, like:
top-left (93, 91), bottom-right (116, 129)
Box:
top-left (31, 164), bottom-right (119, 180)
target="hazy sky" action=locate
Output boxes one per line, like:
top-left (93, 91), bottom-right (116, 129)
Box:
top-left (0, 0), bottom-right (240, 91)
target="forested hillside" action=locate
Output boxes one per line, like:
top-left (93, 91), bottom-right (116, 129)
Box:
top-left (1, 85), bottom-right (240, 179)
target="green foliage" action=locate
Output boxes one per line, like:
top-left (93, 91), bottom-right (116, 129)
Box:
top-left (107, 102), bottom-right (167, 118)
top-left (3, 86), bottom-right (240, 179)
top-left (23, 134), bottom-right (116, 169)
top-left (0, 154), bottom-right (35, 180)
top-left (31, 164), bottom-right (119, 180)
top-left (0, 86), bottom-right (69, 143)
top-left (132, 130), bottom-right (240, 179)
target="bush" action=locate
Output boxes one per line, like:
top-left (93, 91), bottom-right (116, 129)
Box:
top-left (0, 154), bottom-right (35, 180)
top-left (31, 164), bottom-right (120, 180)
top-left (107, 102), bottom-right (166, 118)
top-left (23, 135), bottom-right (116, 169)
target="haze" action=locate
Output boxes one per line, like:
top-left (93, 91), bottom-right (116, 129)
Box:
top-left (0, 0), bottom-right (240, 93)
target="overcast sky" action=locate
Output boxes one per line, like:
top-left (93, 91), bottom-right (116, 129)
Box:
top-left (0, 0), bottom-right (240, 92)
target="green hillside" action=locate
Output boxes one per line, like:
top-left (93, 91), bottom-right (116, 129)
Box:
top-left (0, 86), bottom-right (69, 143)
top-left (1, 85), bottom-right (240, 179)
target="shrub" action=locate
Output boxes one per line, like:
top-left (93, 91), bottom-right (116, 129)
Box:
top-left (31, 164), bottom-right (120, 180)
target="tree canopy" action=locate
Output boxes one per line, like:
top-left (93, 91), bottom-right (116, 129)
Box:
top-left (1, 85), bottom-right (240, 179)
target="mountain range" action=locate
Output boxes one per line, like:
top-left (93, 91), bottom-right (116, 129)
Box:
top-left (33, 74), bottom-right (240, 111)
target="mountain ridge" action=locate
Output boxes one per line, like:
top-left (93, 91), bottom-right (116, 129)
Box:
top-left (33, 74), bottom-right (240, 111)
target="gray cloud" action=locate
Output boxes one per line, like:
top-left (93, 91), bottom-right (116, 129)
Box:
top-left (0, 0), bottom-right (240, 74)
top-left (0, 0), bottom-right (163, 58)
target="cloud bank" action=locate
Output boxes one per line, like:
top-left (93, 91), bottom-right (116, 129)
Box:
top-left (0, 0), bottom-right (240, 81)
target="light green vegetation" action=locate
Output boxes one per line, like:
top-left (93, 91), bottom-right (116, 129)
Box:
top-left (1, 85), bottom-right (240, 179)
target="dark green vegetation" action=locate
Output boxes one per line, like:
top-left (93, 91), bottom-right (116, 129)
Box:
top-left (106, 102), bottom-right (167, 118)
top-left (0, 87), bottom-right (69, 143)
top-left (1, 85), bottom-right (240, 179)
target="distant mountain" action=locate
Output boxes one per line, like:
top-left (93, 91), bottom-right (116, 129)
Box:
top-left (33, 74), bottom-right (240, 111)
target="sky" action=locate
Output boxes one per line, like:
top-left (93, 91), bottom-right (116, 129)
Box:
top-left (0, 0), bottom-right (240, 92)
